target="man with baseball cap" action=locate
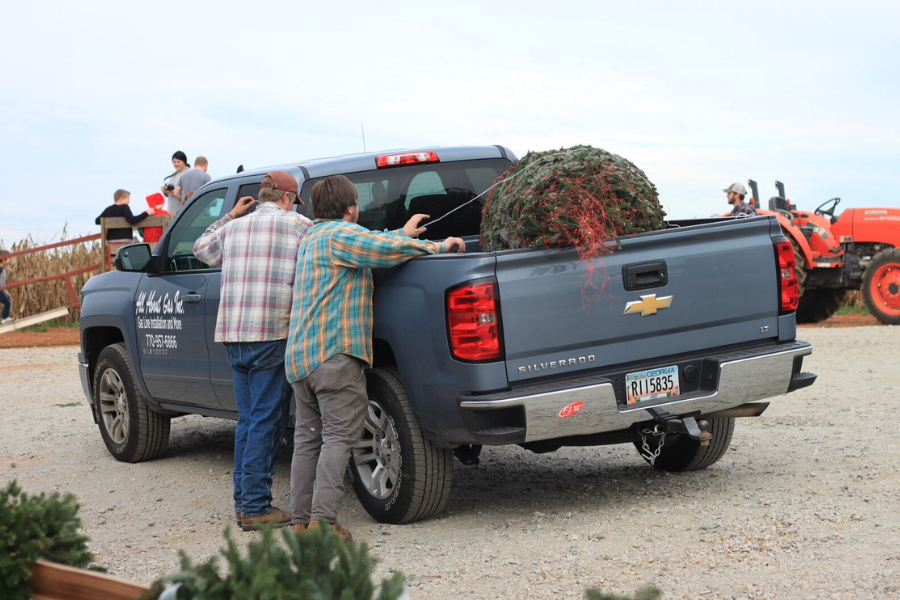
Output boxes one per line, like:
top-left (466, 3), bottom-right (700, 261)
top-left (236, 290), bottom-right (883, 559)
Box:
top-left (194, 170), bottom-right (312, 531)
top-left (723, 182), bottom-right (757, 216)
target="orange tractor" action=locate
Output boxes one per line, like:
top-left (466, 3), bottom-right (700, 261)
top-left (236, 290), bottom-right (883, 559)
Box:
top-left (748, 180), bottom-right (900, 324)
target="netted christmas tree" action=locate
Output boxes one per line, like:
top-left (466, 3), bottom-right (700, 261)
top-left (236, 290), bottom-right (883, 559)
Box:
top-left (480, 145), bottom-right (667, 262)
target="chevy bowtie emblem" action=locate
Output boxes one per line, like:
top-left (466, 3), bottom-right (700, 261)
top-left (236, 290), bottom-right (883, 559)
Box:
top-left (623, 294), bottom-right (673, 317)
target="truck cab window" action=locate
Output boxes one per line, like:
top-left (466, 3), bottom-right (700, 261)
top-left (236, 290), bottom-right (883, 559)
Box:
top-left (163, 187), bottom-right (228, 271)
top-left (405, 171), bottom-right (445, 207)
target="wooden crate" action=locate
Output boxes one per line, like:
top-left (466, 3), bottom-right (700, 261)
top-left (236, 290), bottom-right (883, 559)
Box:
top-left (27, 559), bottom-right (149, 600)
top-left (100, 215), bottom-right (173, 272)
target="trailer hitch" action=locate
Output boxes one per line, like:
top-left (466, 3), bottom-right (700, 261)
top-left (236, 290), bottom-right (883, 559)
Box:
top-left (645, 408), bottom-right (711, 446)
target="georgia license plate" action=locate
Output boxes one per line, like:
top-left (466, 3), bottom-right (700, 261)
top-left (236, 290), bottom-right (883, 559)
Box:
top-left (625, 365), bottom-right (680, 405)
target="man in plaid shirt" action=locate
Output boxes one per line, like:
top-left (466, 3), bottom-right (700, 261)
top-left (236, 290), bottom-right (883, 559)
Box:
top-left (285, 175), bottom-right (465, 542)
top-left (194, 170), bottom-right (312, 531)
top-left (724, 182), bottom-right (758, 216)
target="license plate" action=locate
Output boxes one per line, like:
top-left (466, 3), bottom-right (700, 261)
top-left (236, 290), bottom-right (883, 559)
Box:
top-left (625, 365), bottom-right (679, 405)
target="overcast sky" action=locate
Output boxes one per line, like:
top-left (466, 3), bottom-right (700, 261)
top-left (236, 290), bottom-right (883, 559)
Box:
top-left (1, 0), bottom-right (898, 246)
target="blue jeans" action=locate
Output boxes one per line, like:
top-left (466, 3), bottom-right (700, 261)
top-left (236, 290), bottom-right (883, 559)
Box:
top-left (225, 340), bottom-right (292, 518)
top-left (0, 291), bottom-right (10, 319)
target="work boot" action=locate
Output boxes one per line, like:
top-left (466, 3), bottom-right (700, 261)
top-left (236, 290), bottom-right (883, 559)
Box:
top-left (308, 520), bottom-right (352, 542)
top-left (240, 507), bottom-right (291, 532)
top-left (292, 523), bottom-right (309, 535)
top-left (235, 511), bottom-right (242, 527)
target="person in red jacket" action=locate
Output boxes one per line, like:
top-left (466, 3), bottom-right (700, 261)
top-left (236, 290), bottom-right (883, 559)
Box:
top-left (140, 193), bottom-right (170, 243)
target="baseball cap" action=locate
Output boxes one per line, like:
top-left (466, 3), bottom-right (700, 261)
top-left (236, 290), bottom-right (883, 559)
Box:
top-left (262, 170), bottom-right (303, 204)
top-left (723, 183), bottom-right (748, 195)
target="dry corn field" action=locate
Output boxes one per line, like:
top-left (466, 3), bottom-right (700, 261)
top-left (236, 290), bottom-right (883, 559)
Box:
top-left (0, 229), bottom-right (102, 324)
top-left (843, 289), bottom-right (865, 309)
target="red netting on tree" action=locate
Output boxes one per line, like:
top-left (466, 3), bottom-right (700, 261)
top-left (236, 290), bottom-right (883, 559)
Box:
top-left (480, 145), bottom-right (667, 305)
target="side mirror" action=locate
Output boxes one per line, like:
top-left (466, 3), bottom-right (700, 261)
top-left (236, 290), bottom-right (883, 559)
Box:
top-left (115, 243), bottom-right (152, 272)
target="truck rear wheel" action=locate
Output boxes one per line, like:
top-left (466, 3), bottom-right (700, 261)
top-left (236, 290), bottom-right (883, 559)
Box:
top-left (863, 248), bottom-right (900, 325)
top-left (633, 417), bottom-right (735, 471)
top-left (348, 367), bottom-right (454, 524)
top-left (93, 343), bottom-right (170, 462)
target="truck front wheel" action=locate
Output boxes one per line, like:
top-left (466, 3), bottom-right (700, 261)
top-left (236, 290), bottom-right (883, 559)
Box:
top-left (862, 248), bottom-right (900, 325)
top-left (633, 417), bottom-right (735, 471)
top-left (348, 367), bottom-right (454, 524)
top-left (93, 343), bottom-right (170, 462)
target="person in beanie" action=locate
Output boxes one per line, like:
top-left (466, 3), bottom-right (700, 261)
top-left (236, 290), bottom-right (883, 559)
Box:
top-left (285, 175), bottom-right (465, 542)
top-left (162, 150), bottom-right (191, 214)
top-left (724, 182), bottom-right (757, 216)
top-left (193, 171), bottom-right (312, 531)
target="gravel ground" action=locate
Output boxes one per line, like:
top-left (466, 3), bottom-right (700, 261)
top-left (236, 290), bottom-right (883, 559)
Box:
top-left (1, 326), bottom-right (898, 599)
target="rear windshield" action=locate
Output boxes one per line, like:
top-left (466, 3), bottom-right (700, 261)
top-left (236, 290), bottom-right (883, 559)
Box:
top-left (298, 158), bottom-right (511, 240)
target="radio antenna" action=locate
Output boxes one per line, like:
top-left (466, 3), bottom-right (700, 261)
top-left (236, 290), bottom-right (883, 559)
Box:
top-left (361, 124), bottom-right (367, 152)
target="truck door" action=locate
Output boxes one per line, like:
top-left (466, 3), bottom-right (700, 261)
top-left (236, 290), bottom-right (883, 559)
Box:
top-left (135, 187), bottom-right (230, 408)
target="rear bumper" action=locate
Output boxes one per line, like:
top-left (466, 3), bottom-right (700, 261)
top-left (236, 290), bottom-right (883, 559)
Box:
top-left (458, 341), bottom-right (814, 445)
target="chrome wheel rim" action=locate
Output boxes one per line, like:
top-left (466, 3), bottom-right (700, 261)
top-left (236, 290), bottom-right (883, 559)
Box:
top-left (98, 367), bottom-right (128, 444)
top-left (352, 400), bottom-right (400, 500)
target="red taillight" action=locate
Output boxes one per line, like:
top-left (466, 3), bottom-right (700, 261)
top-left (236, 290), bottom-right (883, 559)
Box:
top-left (775, 240), bottom-right (800, 313)
top-left (376, 151), bottom-right (439, 168)
top-left (447, 281), bottom-right (502, 361)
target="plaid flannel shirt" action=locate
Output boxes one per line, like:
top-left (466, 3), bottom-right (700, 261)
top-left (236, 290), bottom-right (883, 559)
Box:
top-left (731, 201), bottom-right (758, 217)
top-left (193, 203), bottom-right (312, 342)
top-left (285, 219), bottom-right (445, 382)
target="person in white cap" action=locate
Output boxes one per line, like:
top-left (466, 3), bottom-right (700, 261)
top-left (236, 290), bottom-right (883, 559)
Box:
top-left (723, 183), bottom-right (757, 216)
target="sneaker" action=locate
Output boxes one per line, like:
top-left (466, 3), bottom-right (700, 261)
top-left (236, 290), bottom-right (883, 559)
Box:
top-left (292, 523), bottom-right (309, 535)
top-left (308, 519), bottom-right (352, 542)
top-left (1, 317), bottom-right (12, 324)
top-left (240, 507), bottom-right (291, 531)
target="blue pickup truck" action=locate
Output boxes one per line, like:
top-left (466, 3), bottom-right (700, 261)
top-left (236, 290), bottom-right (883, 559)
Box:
top-left (78, 145), bottom-right (816, 524)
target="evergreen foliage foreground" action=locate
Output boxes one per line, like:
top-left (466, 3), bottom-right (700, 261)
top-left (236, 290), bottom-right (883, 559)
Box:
top-left (142, 524), bottom-right (406, 600)
top-left (0, 480), bottom-right (96, 600)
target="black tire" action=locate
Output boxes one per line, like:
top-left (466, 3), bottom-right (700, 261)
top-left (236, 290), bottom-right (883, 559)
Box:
top-left (348, 367), bottom-right (454, 524)
top-left (93, 343), bottom-right (170, 462)
top-left (792, 241), bottom-right (807, 298)
top-left (633, 417), bottom-right (735, 472)
top-left (796, 288), bottom-right (847, 324)
top-left (862, 248), bottom-right (900, 325)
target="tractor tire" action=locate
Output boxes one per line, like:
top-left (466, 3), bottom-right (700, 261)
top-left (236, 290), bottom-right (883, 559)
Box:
top-left (796, 289), bottom-right (847, 324)
top-left (348, 367), bottom-right (454, 524)
top-left (792, 242), bottom-right (807, 297)
top-left (633, 417), bottom-right (735, 472)
top-left (862, 248), bottom-right (900, 325)
top-left (93, 343), bottom-right (170, 462)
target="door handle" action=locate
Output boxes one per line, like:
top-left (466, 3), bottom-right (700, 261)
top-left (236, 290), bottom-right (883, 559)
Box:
top-left (623, 261), bottom-right (668, 291)
top-left (183, 293), bottom-right (202, 303)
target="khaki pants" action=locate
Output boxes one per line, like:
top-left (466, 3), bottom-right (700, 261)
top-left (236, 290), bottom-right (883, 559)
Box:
top-left (290, 354), bottom-right (367, 524)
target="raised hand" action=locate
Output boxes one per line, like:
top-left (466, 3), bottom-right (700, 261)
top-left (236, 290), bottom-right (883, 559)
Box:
top-left (230, 196), bottom-right (256, 219)
top-left (403, 213), bottom-right (430, 238)
top-left (442, 237), bottom-right (466, 253)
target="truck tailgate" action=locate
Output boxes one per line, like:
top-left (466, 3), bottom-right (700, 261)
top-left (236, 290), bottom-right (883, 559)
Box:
top-left (496, 217), bottom-right (783, 383)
